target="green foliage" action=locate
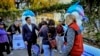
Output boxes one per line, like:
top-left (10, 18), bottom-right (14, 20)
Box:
top-left (0, 10), bottom-right (22, 20)
top-left (0, 0), bottom-right (16, 10)
top-left (30, 0), bottom-right (58, 10)
top-left (95, 32), bottom-right (100, 42)
top-left (30, 3), bottom-right (71, 14)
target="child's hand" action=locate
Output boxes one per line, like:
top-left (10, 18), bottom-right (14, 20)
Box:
top-left (64, 42), bottom-right (67, 45)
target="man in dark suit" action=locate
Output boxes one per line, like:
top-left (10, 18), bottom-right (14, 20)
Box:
top-left (22, 17), bottom-right (38, 56)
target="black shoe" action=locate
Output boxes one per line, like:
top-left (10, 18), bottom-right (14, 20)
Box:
top-left (41, 48), bottom-right (44, 54)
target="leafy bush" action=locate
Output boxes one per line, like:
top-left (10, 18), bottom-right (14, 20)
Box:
top-left (95, 32), bottom-right (100, 42)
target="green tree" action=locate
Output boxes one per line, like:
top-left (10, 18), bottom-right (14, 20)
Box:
top-left (0, 0), bottom-right (16, 11)
top-left (30, 0), bottom-right (58, 10)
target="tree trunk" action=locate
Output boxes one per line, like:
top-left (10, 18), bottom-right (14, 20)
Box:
top-left (86, 0), bottom-right (94, 13)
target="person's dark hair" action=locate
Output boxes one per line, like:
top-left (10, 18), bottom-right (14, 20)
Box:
top-left (46, 18), bottom-right (49, 21)
top-left (48, 19), bottom-right (55, 26)
top-left (41, 18), bottom-right (44, 21)
top-left (0, 17), bottom-right (3, 22)
top-left (25, 17), bottom-right (30, 21)
top-left (56, 24), bottom-right (64, 34)
top-left (42, 21), bottom-right (47, 25)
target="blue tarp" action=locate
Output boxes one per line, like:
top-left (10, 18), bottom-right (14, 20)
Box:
top-left (82, 44), bottom-right (100, 56)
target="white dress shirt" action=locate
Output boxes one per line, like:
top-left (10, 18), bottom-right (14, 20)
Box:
top-left (27, 24), bottom-right (32, 31)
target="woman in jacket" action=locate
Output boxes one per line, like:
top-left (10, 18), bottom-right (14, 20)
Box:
top-left (64, 14), bottom-right (83, 56)
top-left (39, 19), bottom-right (56, 56)
top-left (0, 22), bottom-right (11, 56)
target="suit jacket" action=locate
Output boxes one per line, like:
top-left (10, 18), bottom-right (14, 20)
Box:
top-left (22, 23), bottom-right (38, 43)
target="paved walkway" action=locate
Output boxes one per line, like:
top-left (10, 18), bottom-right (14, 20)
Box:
top-left (4, 49), bottom-right (63, 56)
top-left (4, 49), bottom-right (28, 56)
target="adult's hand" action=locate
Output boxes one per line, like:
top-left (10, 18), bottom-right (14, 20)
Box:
top-left (25, 41), bottom-right (28, 45)
top-left (7, 32), bottom-right (11, 34)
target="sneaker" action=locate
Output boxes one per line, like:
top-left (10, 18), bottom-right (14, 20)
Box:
top-left (8, 52), bottom-right (13, 55)
top-left (53, 49), bottom-right (57, 52)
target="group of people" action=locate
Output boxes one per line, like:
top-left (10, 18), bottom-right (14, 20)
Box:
top-left (0, 17), bottom-right (21, 56)
top-left (0, 14), bottom-right (83, 56)
top-left (38, 14), bottom-right (83, 56)
top-left (22, 14), bottom-right (83, 56)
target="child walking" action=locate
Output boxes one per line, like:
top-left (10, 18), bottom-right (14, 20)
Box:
top-left (56, 24), bottom-right (64, 53)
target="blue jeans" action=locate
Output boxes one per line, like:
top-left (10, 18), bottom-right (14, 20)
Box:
top-left (43, 45), bottom-right (54, 56)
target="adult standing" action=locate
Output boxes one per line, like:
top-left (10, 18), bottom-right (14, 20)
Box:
top-left (64, 14), bottom-right (83, 56)
top-left (39, 19), bottom-right (56, 56)
top-left (56, 24), bottom-right (64, 54)
top-left (0, 22), bottom-right (11, 56)
top-left (22, 17), bottom-right (38, 56)
top-left (48, 19), bottom-right (56, 56)
top-left (7, 21), bottom-right (21, 49)
top-left (39, 21), bottom-right (49, 56)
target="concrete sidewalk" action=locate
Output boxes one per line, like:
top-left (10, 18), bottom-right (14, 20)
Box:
top-left (4, 49), bottom-right (28, 56)
top-left (4, 49), bottom-right (63, 56)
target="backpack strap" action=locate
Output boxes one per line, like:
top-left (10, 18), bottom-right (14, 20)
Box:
top-left (64, 27), bottom-right (69, 42)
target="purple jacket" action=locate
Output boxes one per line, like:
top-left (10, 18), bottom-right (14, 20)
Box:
top-left (0, 28), bottom-right (8, 43)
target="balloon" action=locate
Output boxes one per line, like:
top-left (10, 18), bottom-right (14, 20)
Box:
top-left (65, 2), bottom-right (89, 32)
top-left (80, 25), bottom-right (84, 31)
top-left (21, 10), bottom-right (36, 25)
top-left (83, 16), bottom-right (89, 22)
top-left (76, 5), bottom-right (84, 16)
top-left (67, 3), bottom-right (84, 17)
top-left (22, 10), bottom-right (35, 16)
